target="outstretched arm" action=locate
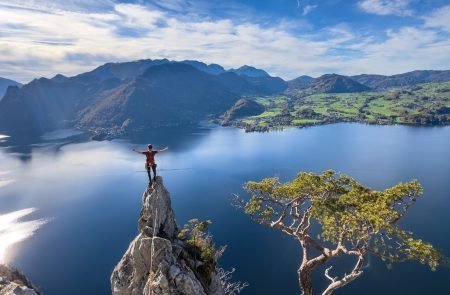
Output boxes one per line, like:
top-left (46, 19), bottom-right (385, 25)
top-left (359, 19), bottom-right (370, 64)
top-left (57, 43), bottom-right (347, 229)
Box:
top-left (158, 147), bottom-right (169, 152)
top-left (132, 148), bottom-right (144, 154)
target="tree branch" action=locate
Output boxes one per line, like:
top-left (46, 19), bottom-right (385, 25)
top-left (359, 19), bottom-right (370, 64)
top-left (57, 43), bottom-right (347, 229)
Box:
top-left (322, 254), bottom-right (365, 295)
top-left (260, 219), bottom-right (295, 236)
top-left (324, 266), bottom-right (338, 283)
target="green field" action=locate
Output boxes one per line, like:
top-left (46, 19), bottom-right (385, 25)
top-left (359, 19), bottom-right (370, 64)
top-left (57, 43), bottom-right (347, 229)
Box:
top-left (292, 119), bottom-right (321, 124)
top-left (233, 82), bottom-right (450, 131)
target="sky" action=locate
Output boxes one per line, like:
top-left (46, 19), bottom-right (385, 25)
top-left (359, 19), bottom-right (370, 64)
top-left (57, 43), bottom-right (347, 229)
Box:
top-left (0, 0), bottom-right (449, 82)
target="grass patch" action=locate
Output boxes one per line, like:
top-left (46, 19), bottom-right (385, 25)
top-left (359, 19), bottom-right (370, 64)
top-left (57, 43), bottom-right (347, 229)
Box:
top-left (292, 119), bottom-right (321, 124)
top-left (253, 110), bottom-right (281, 118)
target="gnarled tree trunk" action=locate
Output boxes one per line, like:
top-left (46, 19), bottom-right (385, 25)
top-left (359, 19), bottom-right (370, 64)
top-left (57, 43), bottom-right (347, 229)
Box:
top-left (299, 263), bottom-right (313, 295)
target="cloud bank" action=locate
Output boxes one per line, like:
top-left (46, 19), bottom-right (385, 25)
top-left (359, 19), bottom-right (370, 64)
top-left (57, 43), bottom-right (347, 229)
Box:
top-left (0, 0), bottom-right (449, 82)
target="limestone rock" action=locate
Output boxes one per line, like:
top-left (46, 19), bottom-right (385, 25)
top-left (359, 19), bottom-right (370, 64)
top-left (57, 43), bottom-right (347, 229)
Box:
top-left (0, 265), bottom-right (40, 295)
top-left (138, 181), bottom-right (177, 239)
top-left (111, 177), bottom-right (224, 295)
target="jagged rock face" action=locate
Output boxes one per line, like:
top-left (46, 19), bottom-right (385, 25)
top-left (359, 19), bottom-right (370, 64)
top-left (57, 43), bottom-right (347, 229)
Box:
top-left (0, 284), bottom-right (37, 295)
top-left (138, 182), bottom-right (177, 240)
top-left (111, 177), bottom-right (224, 295)
top-left (0, 265), bottom-right (40, 295)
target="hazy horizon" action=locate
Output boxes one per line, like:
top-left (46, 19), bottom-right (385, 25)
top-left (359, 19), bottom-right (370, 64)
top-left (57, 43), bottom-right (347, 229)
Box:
top-left (5, 58), bottom-right (450, 85)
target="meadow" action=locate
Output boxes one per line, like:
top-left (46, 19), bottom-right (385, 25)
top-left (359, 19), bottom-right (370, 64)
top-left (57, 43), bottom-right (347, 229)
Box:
top-left (235, 82), bottom-right (450, 131)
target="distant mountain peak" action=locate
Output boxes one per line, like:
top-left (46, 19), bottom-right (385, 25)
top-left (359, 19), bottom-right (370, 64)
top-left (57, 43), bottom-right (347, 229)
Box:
top-left (181, 60), bottom-right (226, 75)
top-left (229, 65), bottom-right (270, 78)
top-left (141, 61), bottom-right (205, 78)
top-left (51, 74), bottom-right (69, 82)
top-left (75, 59), bottom-right (171, 81)
top-left (285, 75), bottom-right (315, 93)
top-left (292, 75), bottom-right (315, 82)
top-left (287, 73), bottom-right (371, 95)
top-left (0, 77), bottom-right (22, 99)
top-left (312, 74), bottom-right (371, 93)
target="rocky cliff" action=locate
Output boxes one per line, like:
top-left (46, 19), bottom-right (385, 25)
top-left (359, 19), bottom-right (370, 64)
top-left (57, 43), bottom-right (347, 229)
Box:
top-left (111, 177), bottom-right (224, 295)
top-left (0, 265), bottom-right (40, 295)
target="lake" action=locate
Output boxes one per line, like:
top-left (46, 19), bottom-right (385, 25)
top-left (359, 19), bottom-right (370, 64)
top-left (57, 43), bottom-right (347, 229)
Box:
top-left (0, 123), bottom-right (449, 294)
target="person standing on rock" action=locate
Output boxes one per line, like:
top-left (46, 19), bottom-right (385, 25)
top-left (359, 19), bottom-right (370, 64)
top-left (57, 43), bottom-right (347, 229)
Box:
top-left (133, 144), bottom-right (168, 184)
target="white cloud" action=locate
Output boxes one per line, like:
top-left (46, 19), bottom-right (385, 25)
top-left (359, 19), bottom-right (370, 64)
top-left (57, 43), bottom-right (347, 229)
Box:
top-left (3, 0), bottom-right (115, 12)
top-left (0, 0), bottom-right (449, 82)
top-left (114, 3), bottom-right (164, 28)
top-left (358, 0), bottom-right (413, 17)
top-left (423, 5), bottom-right (450, 32)
top-left (302, 4), bottom-right (318, 16)
top-left (339, 26), bottom-right (450, 75)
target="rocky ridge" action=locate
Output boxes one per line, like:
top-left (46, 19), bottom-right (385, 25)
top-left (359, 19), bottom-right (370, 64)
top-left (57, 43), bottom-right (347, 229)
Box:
top-left (111, 177), bottom-right (224, 295)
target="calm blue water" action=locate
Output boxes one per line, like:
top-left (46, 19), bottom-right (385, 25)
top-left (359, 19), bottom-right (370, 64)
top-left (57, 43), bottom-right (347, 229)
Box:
top-left (0, 123), bottom-right (449, 294)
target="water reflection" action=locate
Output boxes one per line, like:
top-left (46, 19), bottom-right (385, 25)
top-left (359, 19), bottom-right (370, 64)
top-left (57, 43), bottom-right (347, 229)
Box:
top-left (0, 208), bottom-right (47, 263)
top-left (41, 129), bottom-right (83, 141)
top-left (0, 124), bottom-right (216, 163)
top-left (124, 123), bottom-right (219, 152)
top-left (0, 134), bottom-right (9, 143)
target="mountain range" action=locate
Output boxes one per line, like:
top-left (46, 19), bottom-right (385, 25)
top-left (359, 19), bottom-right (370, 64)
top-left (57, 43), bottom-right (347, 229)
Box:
top-left (0, 59), bottom-right (449, 139)
top-left (350, 70), bottom-right (450, 90)
top-left (285, 70), bottom-right (450, 96)
top-left (0, 60), bottom-right (286, 138)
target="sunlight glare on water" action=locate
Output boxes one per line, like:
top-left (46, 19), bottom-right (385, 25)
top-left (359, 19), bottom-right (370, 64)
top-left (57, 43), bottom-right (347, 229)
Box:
top-left (0, 208), bottom-right (48, 263)
top-left (0, 170), bottom-right (15, 188)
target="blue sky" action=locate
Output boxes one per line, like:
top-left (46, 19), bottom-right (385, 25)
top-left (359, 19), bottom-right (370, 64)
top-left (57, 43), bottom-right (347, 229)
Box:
top-left (0, 0), bottom-right (449, 82)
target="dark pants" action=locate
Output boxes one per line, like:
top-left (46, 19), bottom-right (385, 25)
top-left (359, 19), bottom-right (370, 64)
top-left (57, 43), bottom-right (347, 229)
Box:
top-left (146, 163), bottom-right (157, 182)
